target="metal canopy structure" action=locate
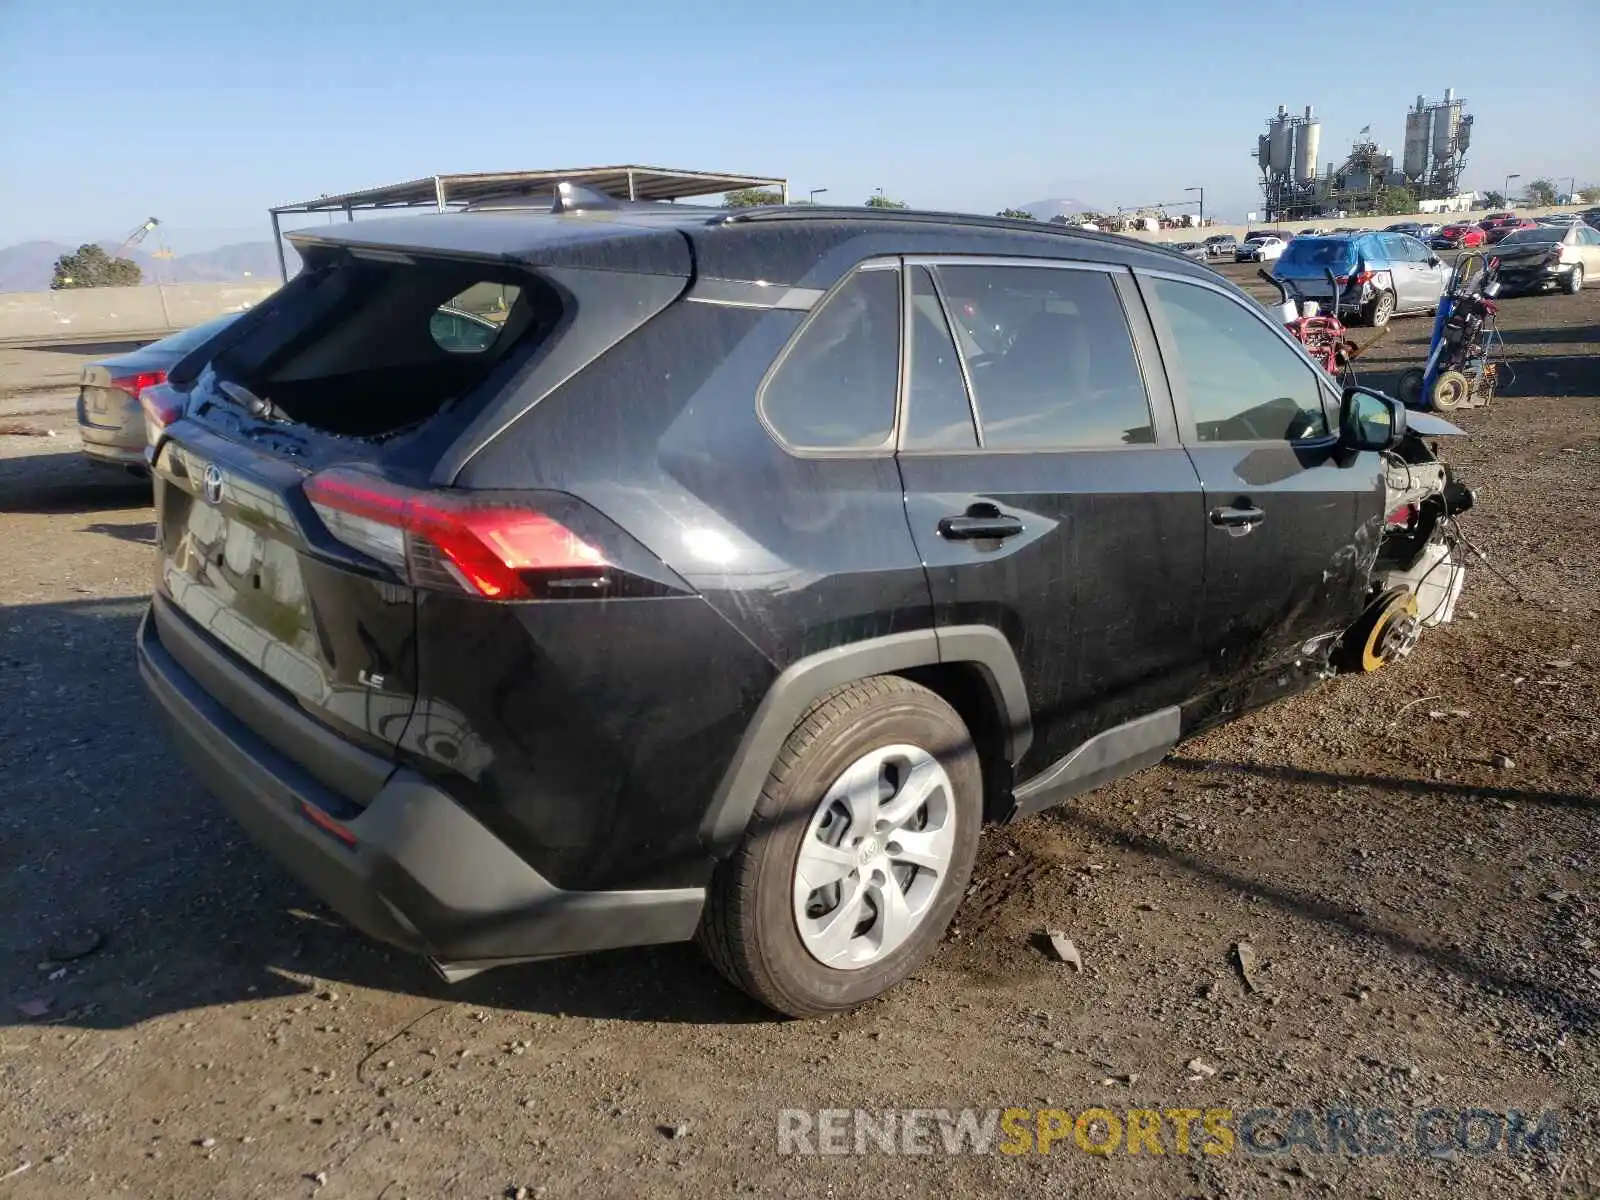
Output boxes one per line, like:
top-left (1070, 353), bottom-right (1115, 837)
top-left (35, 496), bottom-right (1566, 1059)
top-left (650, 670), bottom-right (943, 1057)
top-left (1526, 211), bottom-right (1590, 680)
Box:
top-left (267, 164), bottom-right (789, 281)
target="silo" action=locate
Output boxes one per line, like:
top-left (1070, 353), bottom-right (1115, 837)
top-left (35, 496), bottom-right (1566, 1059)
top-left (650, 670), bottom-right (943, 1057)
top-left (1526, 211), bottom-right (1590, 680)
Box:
top-left (1268, 106), bottom-right (1292, 175)
top-left (1403, 103), bottom-right (1431, 179)
top-left (1457, 113), bottom-right (1473, 153)
top-left (1257, 134), bottom-right (1270, 171)
top-left (1431, 98), bottom-right (1460, 162)
top-left (1294, 106), bottom-right (1321, 183)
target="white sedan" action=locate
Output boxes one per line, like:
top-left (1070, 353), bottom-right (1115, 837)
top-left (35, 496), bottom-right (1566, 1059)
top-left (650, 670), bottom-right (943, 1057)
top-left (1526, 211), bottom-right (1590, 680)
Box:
top-left (1235, 236), bottom-right (1287, 262)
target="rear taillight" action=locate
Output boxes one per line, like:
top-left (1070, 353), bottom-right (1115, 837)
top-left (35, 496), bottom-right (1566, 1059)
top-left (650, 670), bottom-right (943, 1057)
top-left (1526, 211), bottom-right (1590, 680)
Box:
top-left (303, 468), bottom-right (609, 600)
top-left (111, 370), bottom-right (166, 400)
top-left (1335, 271), bottom-right (1374, 286)
top-left (138, 381), bottom-right (185, 449)
top-left (1386, 504), bottom-right (1416, 527)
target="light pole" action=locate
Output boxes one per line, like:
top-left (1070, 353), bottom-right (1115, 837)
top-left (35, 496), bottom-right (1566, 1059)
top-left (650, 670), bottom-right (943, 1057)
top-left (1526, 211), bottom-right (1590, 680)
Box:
top-left (808, 188), bottom-right (828, 205)
top-left (1505, 173), bottom-right (1520, 207)
top-left (1566, 176), bottom-right (1576, 205)
top-left (1184, 186), bottom-right (1204, 226)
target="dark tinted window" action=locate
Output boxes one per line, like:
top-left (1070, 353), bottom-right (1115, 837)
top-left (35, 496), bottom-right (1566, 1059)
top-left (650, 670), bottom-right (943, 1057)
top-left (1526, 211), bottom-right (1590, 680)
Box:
top-left (904, 267), bottom-right (978, 451)
top-left (1500, 227), bottom-right (1564, 245)
top-left (1147, 277), bottom-right (1329, 443)
top-left (936, 264), bottom-right (1153, 449)
top-left (760, 266), bottom-right (900, 450)
top-left (1278, 237), bottom-right (1357, 269)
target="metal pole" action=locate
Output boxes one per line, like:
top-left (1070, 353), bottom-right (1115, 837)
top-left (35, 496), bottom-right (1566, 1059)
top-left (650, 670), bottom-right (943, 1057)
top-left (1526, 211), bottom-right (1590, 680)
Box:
top-left (270, 210), bottom-right (288, 283)
top-left (434, 175), bottom-right (447, 212)
top-left (345, 205), bottom-right (354, 223)
top-left (627, 169), bottom-right (636, 201)
top-left (781, 180), bottom-right (790, 204)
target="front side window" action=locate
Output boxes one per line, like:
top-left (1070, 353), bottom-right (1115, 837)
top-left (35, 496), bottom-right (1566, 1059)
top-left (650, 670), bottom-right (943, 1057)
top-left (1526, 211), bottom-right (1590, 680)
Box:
top-left (933, 264), bottom-right (1154, 449)
top-left (759, 266), bottom-right (900, 450)
top-left (1145, 276), bottom-right (1329, 444)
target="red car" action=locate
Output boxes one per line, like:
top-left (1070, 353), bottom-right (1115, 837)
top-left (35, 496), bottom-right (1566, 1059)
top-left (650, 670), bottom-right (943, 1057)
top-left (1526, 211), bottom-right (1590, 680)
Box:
top-left (1431, 223), bottom-right (1487, 249)
top-left (1484, 217), bottom-right (1537, 245)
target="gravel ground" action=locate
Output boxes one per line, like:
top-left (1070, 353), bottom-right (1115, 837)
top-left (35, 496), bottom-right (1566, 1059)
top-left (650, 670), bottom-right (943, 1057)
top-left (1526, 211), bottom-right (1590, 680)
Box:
top-left (1, 269), bottom-right (1597, 1199)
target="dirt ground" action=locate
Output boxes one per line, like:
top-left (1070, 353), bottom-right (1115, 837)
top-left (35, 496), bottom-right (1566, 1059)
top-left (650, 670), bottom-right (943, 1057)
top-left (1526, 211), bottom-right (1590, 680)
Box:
top-left (1, 267), bottom-right (1597, 1199)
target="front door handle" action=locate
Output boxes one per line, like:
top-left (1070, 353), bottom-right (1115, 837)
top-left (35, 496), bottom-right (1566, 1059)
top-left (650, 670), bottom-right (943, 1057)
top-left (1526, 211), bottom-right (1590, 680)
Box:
top-left (1210, 504), bottom-right (1266, 530)
top-left (938, 504), bottom-right (1024, 541)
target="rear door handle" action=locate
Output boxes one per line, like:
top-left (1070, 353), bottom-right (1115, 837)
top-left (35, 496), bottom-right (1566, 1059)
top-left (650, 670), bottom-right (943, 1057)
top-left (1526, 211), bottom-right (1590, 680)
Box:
top-left (1210, 505), bottom-right (1266, 529)
top-left (938, 510), bottom-right (1025, 541)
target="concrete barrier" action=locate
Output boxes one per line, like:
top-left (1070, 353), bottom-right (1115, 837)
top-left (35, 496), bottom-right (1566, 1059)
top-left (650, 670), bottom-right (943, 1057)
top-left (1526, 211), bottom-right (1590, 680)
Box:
top-left (1126, 205), bottom-right (1583, 249)
top-left (0, 282), bottom-right (280, 348)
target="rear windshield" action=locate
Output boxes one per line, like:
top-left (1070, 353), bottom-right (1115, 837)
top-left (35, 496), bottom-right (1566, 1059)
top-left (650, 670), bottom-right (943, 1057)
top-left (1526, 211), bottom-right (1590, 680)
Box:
top-left (1277, 237), bottom-right (1357, 269)
top-left (1500, 228), bottom-right (1563, 244)
top-left (195, 259), bottom-right (560, 440)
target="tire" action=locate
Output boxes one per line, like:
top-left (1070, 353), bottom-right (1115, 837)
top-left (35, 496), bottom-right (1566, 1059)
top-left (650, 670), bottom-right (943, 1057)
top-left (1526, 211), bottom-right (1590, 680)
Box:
top-left (697, 675), bottom-right (982, 1018)
top-left (1362, 289), bottom-right (1395, 328)
top-left (1431, 369), bottom-right (1470, 411)
top-left (1565, 264), bottom-right (1584, 295)
top-left (1395, 367), bottom-right (1425, 409)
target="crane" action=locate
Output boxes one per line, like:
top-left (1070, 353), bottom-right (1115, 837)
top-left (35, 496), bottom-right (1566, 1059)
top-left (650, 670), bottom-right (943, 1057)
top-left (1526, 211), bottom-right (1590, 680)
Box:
top-left (114, 217), bottom-right (161, 259)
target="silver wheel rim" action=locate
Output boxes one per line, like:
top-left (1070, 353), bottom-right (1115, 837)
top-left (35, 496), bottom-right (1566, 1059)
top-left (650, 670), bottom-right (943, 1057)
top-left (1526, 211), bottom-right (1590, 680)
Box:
top-left (1573, 266), bottom-right (1584, 291)
top-left (1375, 293), bottom-right (1393, 322)
top-left (792, 744), bottom-right (957, 971)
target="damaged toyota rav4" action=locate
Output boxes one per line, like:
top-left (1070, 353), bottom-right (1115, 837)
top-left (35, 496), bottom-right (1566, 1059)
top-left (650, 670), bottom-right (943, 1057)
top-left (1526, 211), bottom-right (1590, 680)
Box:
top-left (136, 196), bottom-right (1473, 1017)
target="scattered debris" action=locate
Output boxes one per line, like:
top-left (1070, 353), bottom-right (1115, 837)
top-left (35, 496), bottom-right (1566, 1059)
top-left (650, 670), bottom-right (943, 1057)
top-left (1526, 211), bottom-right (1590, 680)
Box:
top-left (659, 1122), bottom-right (690, 1140)
top-left (1545, 660), bottom-right (1575, 670)
top-left (1042, 932), bottom-right (1083, 971)
top-left (0, 1162), bottom-right (31, 1182)
top-left (1540, 890), bottom-right (1570, 904)
top-left (195, 1137), bottom-right (216, 1149)
top-left (1232, 942), bottom-right (1265, 994)
top-left (1492, 753), bottom-right (1515, 770)
top-left (1186, 1058), bottom-right (1217, 1079)
top-left (307, 1170), bottom-right (328, 1187)
top-left (14, 998), bottom-right (51, 1019)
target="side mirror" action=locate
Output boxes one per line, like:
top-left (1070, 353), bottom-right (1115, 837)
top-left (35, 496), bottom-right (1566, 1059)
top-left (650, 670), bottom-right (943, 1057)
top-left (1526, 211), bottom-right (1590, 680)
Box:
top-left (1429, 256), bottom-right (1444, 268)
top-left (1340, 386), bottom-right (1407, 452)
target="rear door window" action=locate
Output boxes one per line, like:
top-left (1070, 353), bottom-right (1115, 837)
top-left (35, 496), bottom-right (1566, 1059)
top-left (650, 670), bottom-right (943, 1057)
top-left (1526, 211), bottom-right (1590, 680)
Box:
top-left (903, 267), bottom-right (978, 451)
top-left (933, 264), bottom-right (1154, 449)
top-left (759, 265), bottom-right (900, 452)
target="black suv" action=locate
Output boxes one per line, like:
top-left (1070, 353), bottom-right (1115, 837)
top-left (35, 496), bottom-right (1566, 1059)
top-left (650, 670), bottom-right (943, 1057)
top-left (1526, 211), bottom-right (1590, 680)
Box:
top-left (138, 200), bottom-right (1427, 1017)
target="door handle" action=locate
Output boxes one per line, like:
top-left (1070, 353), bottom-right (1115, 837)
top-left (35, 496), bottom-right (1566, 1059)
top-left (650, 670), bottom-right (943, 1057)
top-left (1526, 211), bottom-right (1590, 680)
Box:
top-left (1210, 505), bottom-right (1266, 529)
top-left (938, 506), bottom-right (1024, 541)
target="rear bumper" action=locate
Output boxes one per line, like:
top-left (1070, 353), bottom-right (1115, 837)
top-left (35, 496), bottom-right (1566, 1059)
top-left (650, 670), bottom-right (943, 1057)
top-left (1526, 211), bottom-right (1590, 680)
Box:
top-left (1496, 264), bottom-right (1565, 288)
top-left (137, 602), bottom-right (705, 967)
top-left (77, 422), bottom-right (146, 467)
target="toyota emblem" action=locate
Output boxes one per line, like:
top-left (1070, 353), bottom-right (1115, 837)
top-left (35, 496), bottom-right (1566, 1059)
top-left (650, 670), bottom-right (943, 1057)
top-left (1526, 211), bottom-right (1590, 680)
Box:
top-left (202, 464), bottom-right (224, 506)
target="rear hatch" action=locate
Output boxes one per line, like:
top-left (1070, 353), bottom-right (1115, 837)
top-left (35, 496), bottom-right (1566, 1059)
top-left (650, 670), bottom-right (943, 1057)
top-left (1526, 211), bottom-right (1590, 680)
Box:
top-left (150, 214), bottom-right (691, 789)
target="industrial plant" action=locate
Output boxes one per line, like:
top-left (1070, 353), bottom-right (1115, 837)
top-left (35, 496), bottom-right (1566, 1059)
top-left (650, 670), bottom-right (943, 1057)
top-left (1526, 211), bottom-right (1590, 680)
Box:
top-left (1254, 89), bottom-right (1474, 220)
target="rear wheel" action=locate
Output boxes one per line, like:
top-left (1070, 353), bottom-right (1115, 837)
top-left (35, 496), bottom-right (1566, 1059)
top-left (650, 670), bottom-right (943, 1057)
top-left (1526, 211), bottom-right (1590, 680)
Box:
top-left (1565, 264), bottom-right (1585, 295)
top-left (697, 676), bottom-right (982, 1018)
top-left (1362, 289), bottom-right (1395, 328)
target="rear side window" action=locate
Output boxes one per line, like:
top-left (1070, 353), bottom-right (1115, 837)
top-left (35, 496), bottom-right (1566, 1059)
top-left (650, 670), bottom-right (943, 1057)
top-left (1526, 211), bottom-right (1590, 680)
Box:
top-left (934, 264), bottom-right (1154, 449)
top-left (1279, 238), bottom-right (1355, 270)
top-left (430, 283), bottom-right (520, 354)
top-left (759, 266), bottom-right (900, 451)
top-left (1145, 277), bottom-right (1329, 444)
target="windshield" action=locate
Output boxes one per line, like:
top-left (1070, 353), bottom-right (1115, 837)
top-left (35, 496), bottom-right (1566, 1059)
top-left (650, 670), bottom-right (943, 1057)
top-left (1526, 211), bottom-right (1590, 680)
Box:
top-left (1276, 237), bottom-right (1357, 271)
top-left (1500, 228), bottom-right (1564, 245)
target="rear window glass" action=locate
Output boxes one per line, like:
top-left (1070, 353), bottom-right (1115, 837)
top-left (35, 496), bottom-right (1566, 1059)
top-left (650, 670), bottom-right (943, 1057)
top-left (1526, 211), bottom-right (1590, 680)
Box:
top-left (201, 261), bottom-right (560, 439)
top-left (1500, 228), bottom-right (1563, 244)
top-left (1278, 238), bottom-right (1356, 268)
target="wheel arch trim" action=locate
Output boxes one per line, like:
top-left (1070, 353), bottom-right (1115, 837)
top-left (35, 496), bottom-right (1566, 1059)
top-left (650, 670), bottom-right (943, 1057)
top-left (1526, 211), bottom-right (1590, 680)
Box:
top-left (699, 626), bottom-right (1031, 853)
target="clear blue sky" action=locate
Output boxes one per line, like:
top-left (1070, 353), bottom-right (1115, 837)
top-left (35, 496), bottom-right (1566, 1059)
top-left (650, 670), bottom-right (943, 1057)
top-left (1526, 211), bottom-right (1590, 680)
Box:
top-left (2, 0), bottom-right (1596, 252)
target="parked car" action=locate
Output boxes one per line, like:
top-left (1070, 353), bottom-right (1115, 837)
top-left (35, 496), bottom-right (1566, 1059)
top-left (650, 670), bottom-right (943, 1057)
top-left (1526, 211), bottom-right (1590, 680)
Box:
top-left (1236, 235), bottom-right (1287, 262)
top-left (1272, 231), bottom-right (1448, 327)
top-left (1492, 223), bottom-right (1600, 294)
top-left (1431, 224), bottom-right (1486, 249)
top-left (137, 201), bottom-right (1462, 1017)
top-left (1384, 222), bottom-right (1425, 238)
top-left (1166, 241), bottom-right (1210, 261)
top-left (1299, 226), bottom-right (1333, 237)
top-left (1479, 211), bottom-right (1518, 226)
top-left (1534, 213), bottom-right (1581, 226)
top-left (1483, 218), bottom-right (1537, 244)
top-left (1414, 223), bottom-right (1444, 239)
top-left (76, 312), bottom-right (244, 471)
top-left (1203, 233), bottom-right (1238, 258)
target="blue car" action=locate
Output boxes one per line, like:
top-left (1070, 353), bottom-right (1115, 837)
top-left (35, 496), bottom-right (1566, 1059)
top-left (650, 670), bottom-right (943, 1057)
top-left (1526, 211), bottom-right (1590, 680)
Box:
top-left (1272, 232), bottom-right (1449, 327)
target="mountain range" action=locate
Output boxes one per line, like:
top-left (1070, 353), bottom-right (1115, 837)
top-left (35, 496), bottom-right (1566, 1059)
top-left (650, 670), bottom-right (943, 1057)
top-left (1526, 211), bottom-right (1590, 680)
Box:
top-left (0, 239), bottom-right (299, 292)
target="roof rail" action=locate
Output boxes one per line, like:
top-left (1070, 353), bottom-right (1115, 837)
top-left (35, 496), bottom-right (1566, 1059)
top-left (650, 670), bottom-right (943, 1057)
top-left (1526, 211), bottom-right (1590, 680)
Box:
top-left (719, 205), bottom-right (1102, 240)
